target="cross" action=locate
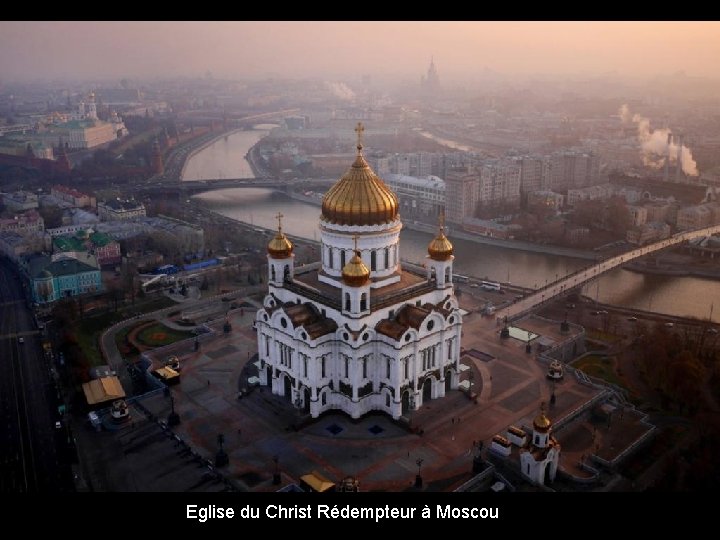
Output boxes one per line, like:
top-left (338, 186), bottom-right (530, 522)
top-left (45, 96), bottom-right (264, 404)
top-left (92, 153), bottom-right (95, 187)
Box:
top-left (438, 208), bottom-right (445, 231)
top-left (355, 122), bottom-right (364, 151)
top-left (352, 234), bottom-right (359, 254)
top-left (275, 212), bottom-right (284, 232)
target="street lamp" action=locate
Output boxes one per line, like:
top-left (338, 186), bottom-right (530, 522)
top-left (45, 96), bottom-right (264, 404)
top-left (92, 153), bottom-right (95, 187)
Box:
top-left (415, 458), bottom-right (424, 489)
top-left (168, 393), bottom-right (180, 426)
top-left (215, 433), bottom-right (229, 467)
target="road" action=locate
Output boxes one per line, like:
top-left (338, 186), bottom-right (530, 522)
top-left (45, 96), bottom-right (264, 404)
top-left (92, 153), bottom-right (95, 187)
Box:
top-left (0, 259), bottom-right (73, 492)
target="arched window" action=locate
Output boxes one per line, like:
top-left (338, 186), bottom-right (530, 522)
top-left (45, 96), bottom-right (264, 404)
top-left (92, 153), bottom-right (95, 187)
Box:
top-left (360, 292), bottom-right (367, 311)
top-left (340, 250), bottom-right (346, 268)
top-left (384, 248), bottom-right (389, 268)
top-left (371, 251), bottom-right (377, 271)
top-left (327, 246), bottom-right (333, 269)
top-left (362, 357), bottom-right (367, 378)
top-left (271, 266), bottom-right (276, 281)
top-left (284, 265), bottom-right (290, 279)
top-left (322, 392), bottom-right (327, 406)
top-left (345, 292), bottom-right (351, 311)
top-left (445, 267), bottom-right (451, 282)
top-left (386, 393), bottom-right (391, 407)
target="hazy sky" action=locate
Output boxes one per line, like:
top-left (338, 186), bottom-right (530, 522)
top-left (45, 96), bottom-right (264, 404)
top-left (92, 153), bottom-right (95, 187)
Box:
top-left (1, 21), bottom-right (719, 82)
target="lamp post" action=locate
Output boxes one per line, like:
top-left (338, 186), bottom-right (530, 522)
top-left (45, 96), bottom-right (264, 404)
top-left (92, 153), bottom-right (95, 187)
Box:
top-left (415, 458), bottom-right (424, 489)
top-left (215, 433), bottom-right (228, 467)
top-left (168, 393), bottom-right (180, 426)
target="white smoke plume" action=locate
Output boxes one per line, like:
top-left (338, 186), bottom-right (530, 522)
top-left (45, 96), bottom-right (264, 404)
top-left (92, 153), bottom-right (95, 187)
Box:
top-left (619, 103), bottom-right (631, 123)
top-left (325, 81), bottom-right (356, 101)
top-left (619, 104), bottom-right (699, 176)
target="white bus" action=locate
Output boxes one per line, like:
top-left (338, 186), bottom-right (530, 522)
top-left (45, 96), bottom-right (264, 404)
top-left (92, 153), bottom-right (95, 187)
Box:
top-left (480, 280), bottom-right (501, 291)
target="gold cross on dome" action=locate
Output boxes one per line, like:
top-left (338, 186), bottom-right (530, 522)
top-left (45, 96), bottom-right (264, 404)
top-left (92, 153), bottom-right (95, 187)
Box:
top-left (438, 208), bottom-right (445, 231)
top-left (355, 122), bottom-right (364, 151)
top-left (352, 234), bottom-right (359, 253)
top-left (275, 212), bottom-right (284, 232)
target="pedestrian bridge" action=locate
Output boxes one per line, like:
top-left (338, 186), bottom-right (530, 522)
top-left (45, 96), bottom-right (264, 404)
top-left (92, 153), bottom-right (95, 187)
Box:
top-left (497, 224), bottom-right (720, 322)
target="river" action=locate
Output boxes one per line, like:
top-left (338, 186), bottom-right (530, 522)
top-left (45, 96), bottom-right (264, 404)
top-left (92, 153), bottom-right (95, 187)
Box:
top-left (181, 125), bottom-right (277, 181)
top-left (184, 130), bottom-right (718, 321)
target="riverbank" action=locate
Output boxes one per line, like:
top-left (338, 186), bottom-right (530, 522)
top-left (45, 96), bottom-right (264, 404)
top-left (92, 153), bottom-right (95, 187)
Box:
top-left (625, 262), bottom-right (720, 281)
top-left (284, 189), bottom-right (599, 261)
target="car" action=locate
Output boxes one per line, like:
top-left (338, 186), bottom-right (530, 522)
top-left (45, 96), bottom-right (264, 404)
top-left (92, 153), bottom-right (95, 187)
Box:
top-left (55, 421), bottom-right (62, 430)
top-left (469, 284), bottom-right (479, 288)
top-left (18, 337), bottom-right (24, 344)
top-left (707, 328), bottom-right (718, 334)
top-left (627, 316), bottom-right (638, 322)
top-left (598, 310), bottom-right (608, 315)
top-left (664, 322), bottom-right (674, 328)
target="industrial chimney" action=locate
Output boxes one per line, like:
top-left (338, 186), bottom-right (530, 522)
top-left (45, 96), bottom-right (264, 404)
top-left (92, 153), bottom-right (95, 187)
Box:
top-left (675, 134), bottom-right (684, 182)
top-left (664, 132), bottom-right (672, 182)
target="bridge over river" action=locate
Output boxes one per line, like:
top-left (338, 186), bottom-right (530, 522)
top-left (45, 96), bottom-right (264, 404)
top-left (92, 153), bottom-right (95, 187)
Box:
top-left (497, 224), bottom-right (720, 322)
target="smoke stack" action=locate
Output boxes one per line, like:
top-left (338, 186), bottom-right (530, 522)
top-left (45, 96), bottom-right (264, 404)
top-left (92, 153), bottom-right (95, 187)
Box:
top-left (676, 134), bottom-right (684, 182)
top-left (664, 132), bottom-right (672, 182)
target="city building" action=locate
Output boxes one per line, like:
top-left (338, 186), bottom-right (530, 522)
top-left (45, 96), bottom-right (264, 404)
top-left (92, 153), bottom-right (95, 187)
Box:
top-left (566, 184), bottom-right (615, 206)
top-left (676, 203), bottom-right (720, 230)
top-left (29, 256), bottom-right (103, 304)
top-left (36, 92), bottom-right (128, 150)
top-left (526, 191), bottom-right (564, 213)
top-left (2, 191), bottom-right (39, 212)
top-left (478, 159), bottom-right (521, 207)
top-left (52, 229), bottom-right (121, 267)
top-left (0, 210), bottom-right (45, 233)
top-left (384, 173), bottom-right (445, 219)
top-left (444, 167), bottom-right (478, 224)
top-left (420, 57), bottom-right (441, 98)
top-left (98, 199), bottom-right (146, 221)
top-left (627, 205), bottom-right (648, 227)
top-left (50, 185), bottom-right (96, 208)
top-left (255, 124), bottom-right (463, 420)
top-left (626, 222), bottom-right (671, 245)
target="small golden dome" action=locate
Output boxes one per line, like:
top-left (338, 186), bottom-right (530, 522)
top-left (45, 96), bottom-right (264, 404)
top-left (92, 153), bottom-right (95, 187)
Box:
top-left (267, 212), bottom-right (293, 258)
top-left (533, 404), bottom-right (552, 433)
top-left (342, 250), bottom-right (370, 287)
top-left (321, 123), bottom-right (399, 227)
top-left (428, 227), bottom-right (453, 261)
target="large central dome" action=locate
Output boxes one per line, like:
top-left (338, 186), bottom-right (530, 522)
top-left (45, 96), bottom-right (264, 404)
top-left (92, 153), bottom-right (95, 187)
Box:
top-left (321, 124), bottom-right (399, 227)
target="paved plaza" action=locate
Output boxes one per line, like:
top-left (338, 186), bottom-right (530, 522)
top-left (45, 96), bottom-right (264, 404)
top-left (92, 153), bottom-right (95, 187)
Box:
top-left (126, 294), bottom-right (617, 491)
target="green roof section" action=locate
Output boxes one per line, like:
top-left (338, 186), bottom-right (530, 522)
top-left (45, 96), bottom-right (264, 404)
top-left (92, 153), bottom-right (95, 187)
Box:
top-left (53, 230), bottom-right (116, 252)
top-left (53, 235), bottom-right (87, 252)
top-left (90, 231), bottom-right (113, 247)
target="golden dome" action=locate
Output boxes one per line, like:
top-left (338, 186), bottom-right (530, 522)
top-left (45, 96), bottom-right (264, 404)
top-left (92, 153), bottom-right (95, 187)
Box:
top-left (533, 404), bottom-right (552, 433)
top-left (267, 212), bottom-right (293, 258)
top-left (321, 123), bottom-right (399, 227)
top-left (428, 216), bottom-right (453, 260)
top-left (342, 250), bottom-right (370, 287)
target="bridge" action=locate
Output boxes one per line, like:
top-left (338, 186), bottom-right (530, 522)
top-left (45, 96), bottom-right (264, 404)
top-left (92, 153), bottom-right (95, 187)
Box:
top-left (497, 224), bottom-right (720, 323)
top-left (138, 177), bottom-right (337, 196)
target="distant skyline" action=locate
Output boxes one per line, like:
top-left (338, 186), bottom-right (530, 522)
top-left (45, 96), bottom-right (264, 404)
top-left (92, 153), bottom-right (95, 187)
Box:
top-left (1, 21), bottom-right (719, 83)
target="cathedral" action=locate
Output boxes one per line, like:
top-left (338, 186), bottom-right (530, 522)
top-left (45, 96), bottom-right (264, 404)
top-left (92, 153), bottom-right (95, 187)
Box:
top-left (255, 124), bottom-right (463, 419)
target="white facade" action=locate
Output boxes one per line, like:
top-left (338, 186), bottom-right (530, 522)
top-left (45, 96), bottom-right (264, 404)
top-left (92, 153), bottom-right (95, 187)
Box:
top-left (256, 140), bottom-right (463, 420)
top-left (519, 413), bottom-right (561, 486)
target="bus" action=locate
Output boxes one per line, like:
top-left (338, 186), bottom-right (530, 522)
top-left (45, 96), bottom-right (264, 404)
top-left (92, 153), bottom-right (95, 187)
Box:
top-left (455, 274), bottom-right (470, 283)
top-left (480, 280), bottom-right (501, 292)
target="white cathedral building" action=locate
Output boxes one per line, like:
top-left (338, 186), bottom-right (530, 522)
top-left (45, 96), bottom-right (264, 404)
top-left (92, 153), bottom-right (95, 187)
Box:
top-left (255, 123), bottom-right (463, 419)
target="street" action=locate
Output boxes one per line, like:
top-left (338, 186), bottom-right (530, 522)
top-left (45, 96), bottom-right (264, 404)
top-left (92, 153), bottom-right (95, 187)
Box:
top-left (0, 259), bottom-right (74, 492)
